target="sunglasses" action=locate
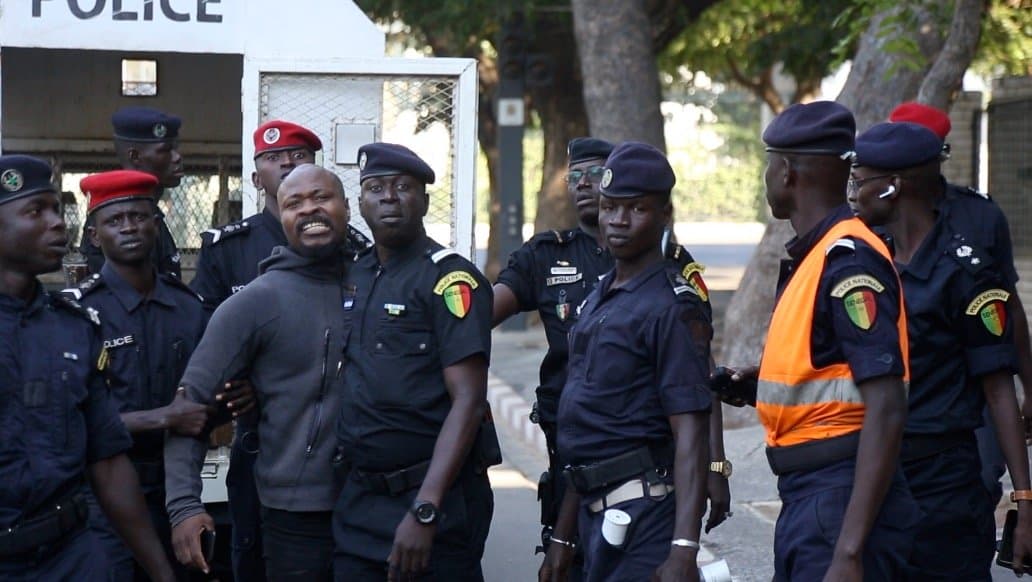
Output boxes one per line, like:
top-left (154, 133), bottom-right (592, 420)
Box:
top-left (847, 174), bottom-right (895, 191)
top-left (566, 165), bottom-right (606, 185)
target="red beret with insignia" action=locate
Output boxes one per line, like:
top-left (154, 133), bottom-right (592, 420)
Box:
top-left (889, 102), bottom-right (951, 140)
top-left (253, 120), bottom-right (323, 158)
top-left (80, 170), bottom-right (158, 214)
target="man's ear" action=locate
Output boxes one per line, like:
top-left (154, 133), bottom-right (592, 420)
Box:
top-left (781, 156), bottom-right (795, 187)
top-left (251, 171), bottom-right (261, 192)
top-left (87, 225), bottom-right (101, 249)
top-left (422, 193), bottom-right (430, 218)
top-left (127, 146), bottom-right (142, 168)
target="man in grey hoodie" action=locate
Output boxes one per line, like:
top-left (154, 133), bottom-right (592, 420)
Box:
top-left (164, 164), bottom-right (353, 581)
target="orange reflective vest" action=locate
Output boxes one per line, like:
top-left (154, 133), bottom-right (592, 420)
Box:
top-left (757, 217), bottom-right (909, 448)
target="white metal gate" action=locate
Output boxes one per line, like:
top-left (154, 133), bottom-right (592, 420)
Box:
top-left (243, 58), bottom-right (479, 258)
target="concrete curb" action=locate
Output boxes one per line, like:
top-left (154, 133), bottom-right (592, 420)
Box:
top-left (488, 373), bottom-right (547, 456)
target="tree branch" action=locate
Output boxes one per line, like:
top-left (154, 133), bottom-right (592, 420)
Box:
top-left (917, 0), bottom-right (987, 109)
top-left (726, 56), bottom-right (784, 113)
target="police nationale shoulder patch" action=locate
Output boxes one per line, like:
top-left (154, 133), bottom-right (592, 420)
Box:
top-left (433, 271), bottom-right (479, 295)
top-left (441, 283), bottom-right (472, 318)
top-left (681, 262), bottom-right (709, 302)
top-left (966, 289), bottom-right (1010, 337)
top-left (830, 274), bottom-right (886, 298)
top-left (843, 289), bottom-right (877, 330)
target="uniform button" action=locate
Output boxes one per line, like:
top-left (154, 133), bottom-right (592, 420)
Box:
top-left (376, 343), bottom-right (384, 350)
top-left (419, 343), bottom-right (427, 350)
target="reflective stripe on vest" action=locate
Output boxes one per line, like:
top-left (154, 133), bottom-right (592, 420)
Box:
top-left (757, 217), bottom-right (909, 448)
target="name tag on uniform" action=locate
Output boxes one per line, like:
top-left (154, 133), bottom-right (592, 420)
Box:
top-left (63, 352), bottom-right (79, 361)
top-left (103, 335), bottom-right (135, 349)
top-left (343, 285), bottom-right (357, 311)
top-left (550, 266), bottom-right (578, 275)
top-left (546, 273), bottom-right (583, 286)
top-left (384, 303), bottom-right (406, 316)
top-left (231, 285), bottom-right (246, 294)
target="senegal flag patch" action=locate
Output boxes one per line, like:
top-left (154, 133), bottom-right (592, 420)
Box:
top-left (843, 289), bottom-right (877, 330)
top-left (434, 271), bottom-right (479, 318)
top-left (681, 262), bottom-right (709, 302)
top-left (966, 289), bottom-right (1010, 336)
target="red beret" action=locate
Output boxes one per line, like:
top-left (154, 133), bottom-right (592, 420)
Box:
top-left (253, 120), bottom-right (323, 158)
top-left (889, 102), bottom-right (951, 140)
top-left (80, 170), bottom-right (158, 214)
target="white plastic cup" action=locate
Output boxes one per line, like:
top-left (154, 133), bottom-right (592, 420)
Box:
top-left (699, 559), bottom-right (732, 582)
top-left (601, 508), bottom-right (631, 546)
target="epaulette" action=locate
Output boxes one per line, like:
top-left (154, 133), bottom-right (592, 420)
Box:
top-left (60, 272), bottom-right (104, 300)
top-left (529, 229), bottom-right (575, 247)
top-left (959, 186), bottom-right (990, 201)
top-left (202, 219), bottom-right (251, 245)
top-left (946, 234), bottom-right (991, 275)
top-left (429, 247), bottom-right (461, 264)
top-left (52, 293), bottom-right (101, 326)
top-left (161, 272), bottom-right (205, 302)
top-left (346, 225), bottom-right (373, 250)
top-left (666, 269), bottom-right (699, 298)
top-left (825, 237), bottom-right (856, 257)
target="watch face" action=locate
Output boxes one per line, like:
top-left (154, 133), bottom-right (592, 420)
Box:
top-left (414, 502), bottom-right (437, 524)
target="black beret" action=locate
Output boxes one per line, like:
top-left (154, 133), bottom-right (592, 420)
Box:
top-left (112, 107), bottom-right (182, 142)
top-left (357, 143), bottom-right (436, 185)
top-left (599, 141), bottom-right (675, 198)
top-left (762, 101), bottom-right (856, 156)
top-left (567, 137), bottom-right (614, 166)
top-left (852, 122), bottom-right (944, 170)
top-left (0, 155), bottom-right (56, 206)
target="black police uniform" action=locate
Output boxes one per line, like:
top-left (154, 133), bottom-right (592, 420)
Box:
top-left (80, 212), bottom-right (181, 279)
top-left (65, 263), bottom-right (204, 581)
top-left (770, 206), bottom-right (918, 581)
top-left (0, 286), bottom-right (133, 580)
top-left (897, 219), bottom-right (1015, 580)
top-left (556, 260), bottom-right (712, 581)
top-left (333, 234), bottom-right (494, 580)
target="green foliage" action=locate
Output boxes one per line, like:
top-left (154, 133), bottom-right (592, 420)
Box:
top-left (972, 0), bottom-right (1032, 77)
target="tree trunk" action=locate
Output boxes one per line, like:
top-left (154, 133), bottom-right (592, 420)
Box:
top-left (917, 0), bottom-right (986, 110)
top-left (571, 0), bottom-right (667, 150)
top-left (527, 13), bottom-right (590, 233)
top-left (717, 0), bottom-right (986, 427)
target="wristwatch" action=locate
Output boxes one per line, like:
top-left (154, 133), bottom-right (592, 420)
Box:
top-left (709, 460), bottom-right (733, 478)
top-left (410, 500), bottom-right (440, 525)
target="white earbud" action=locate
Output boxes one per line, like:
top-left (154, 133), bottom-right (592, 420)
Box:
top-left (878, 185), bottom-right (896, 199)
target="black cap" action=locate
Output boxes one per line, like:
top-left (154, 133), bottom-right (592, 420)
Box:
top-left (112, 107), bottom-right (182, 142)
top-left (599, 141), bottom-right (675, 198)
top-left (567, 137), bottom-right (614, 166)
top-left (762, 101), bottom-right (856, 156)
top-left (0, 155), bottom-right (56, 206)
top-left (852, 122), bottom-right (944, 170)
top-left (357, 143), bottom-right (436, 185)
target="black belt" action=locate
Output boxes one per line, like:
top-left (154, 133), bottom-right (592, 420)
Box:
top-left (352, 460), bottom-right (431, 496)
top-left (564, 444), bottom-right (673, 495)
top-left (0, 492), bottom-right (89, 558)
top-left (900, 431), bottom-right (974, 462)
top-left (766, 432), bottom-right (861, 476)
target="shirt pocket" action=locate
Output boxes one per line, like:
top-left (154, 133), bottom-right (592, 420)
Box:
top-left (369, 320), bottom-right (437, 407)
top-left (46, 364), bottom-right (90, 450)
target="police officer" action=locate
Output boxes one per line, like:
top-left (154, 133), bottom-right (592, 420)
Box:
top-left (540, 142), bottom-right (712, 582)
top-left (189, 119), bottom-right (368, 582)
top-left (66, 170), bottom-right (221, 581)
top-left (333, 143), bottom-right (495, 581)
top-left (80, 107), bottom-right (185, 278)
top-left (0, 155), bottom-right (174, 581)
top-left (165, 164), bottom-right (354, 580)
top-left (850, 121), bottom-right (1032, 579)
top-left (494, 138), bottom-right (730, 565)
top-left (719, 102), bottom-right (917, 580)
top-left (890, 102), bottom-right (1032, 506)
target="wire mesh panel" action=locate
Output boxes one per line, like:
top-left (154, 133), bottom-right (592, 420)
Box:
top-left (258, 73), bottom-right (460, 246)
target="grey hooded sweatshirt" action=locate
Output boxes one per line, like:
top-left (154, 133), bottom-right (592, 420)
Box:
top-left (165, 245), bottom-right (349, 526)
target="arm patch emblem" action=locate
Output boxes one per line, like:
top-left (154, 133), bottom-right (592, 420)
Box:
top-left (830, 274), bottom-right (885, 298)
top-left (433, 271), bottom-right (479, 295)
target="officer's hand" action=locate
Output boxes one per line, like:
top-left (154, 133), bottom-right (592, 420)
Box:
top-left (165, 390), bottom-right (213, 436)
top-left (1012, 505), bottom-right (1032, 576)
top-left (651, 548), bottom-right (699, 582)
top-left (216, 379), bottom-right (257, 418)
top-left (387, 512), bottom-right (435, 581)
top-left (171, 513), bottom-right (215, 574)
top-left (704, 472), bottom-right (731, 533)
top-left (822, 552), bottom-right (861, 582)
top-left (709, 366), bottom-right (758, 407)
top-left (538, 541), bottom-right (574, 582)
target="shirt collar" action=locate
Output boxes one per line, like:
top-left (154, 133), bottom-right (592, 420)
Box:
top-left (896, 215), bottom-right (947, 281)
top-left (785, 204), bottom-right (855, 262)
top-left (101, 262), bottom-right (176, 312)
top-left (260, 208), bottom-right (289, 245)
top-left (600, 259), bottom-right (667, 296)
top-left (366, 232), bottom-right (433, 271)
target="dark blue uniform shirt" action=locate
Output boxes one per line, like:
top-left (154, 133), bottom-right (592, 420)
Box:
top-left (0, 285), bottom-right (131, 529)
top-left (557, 261), bottom-right (712, 467)
top-left (780, 205), bottom-right (905, 383)
top-left (336, 235), bottom-right (492, 472)
top-left (81, 209), bottom-right (181, 279)
top-left (939, 180), bottom-right (1018, 286)
top-left (899, 218), bottom-right (1016, 435)
top-left (497, 228), bottom-right (711, 424)
top-left (70, 263), bottom-right (205, 461)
